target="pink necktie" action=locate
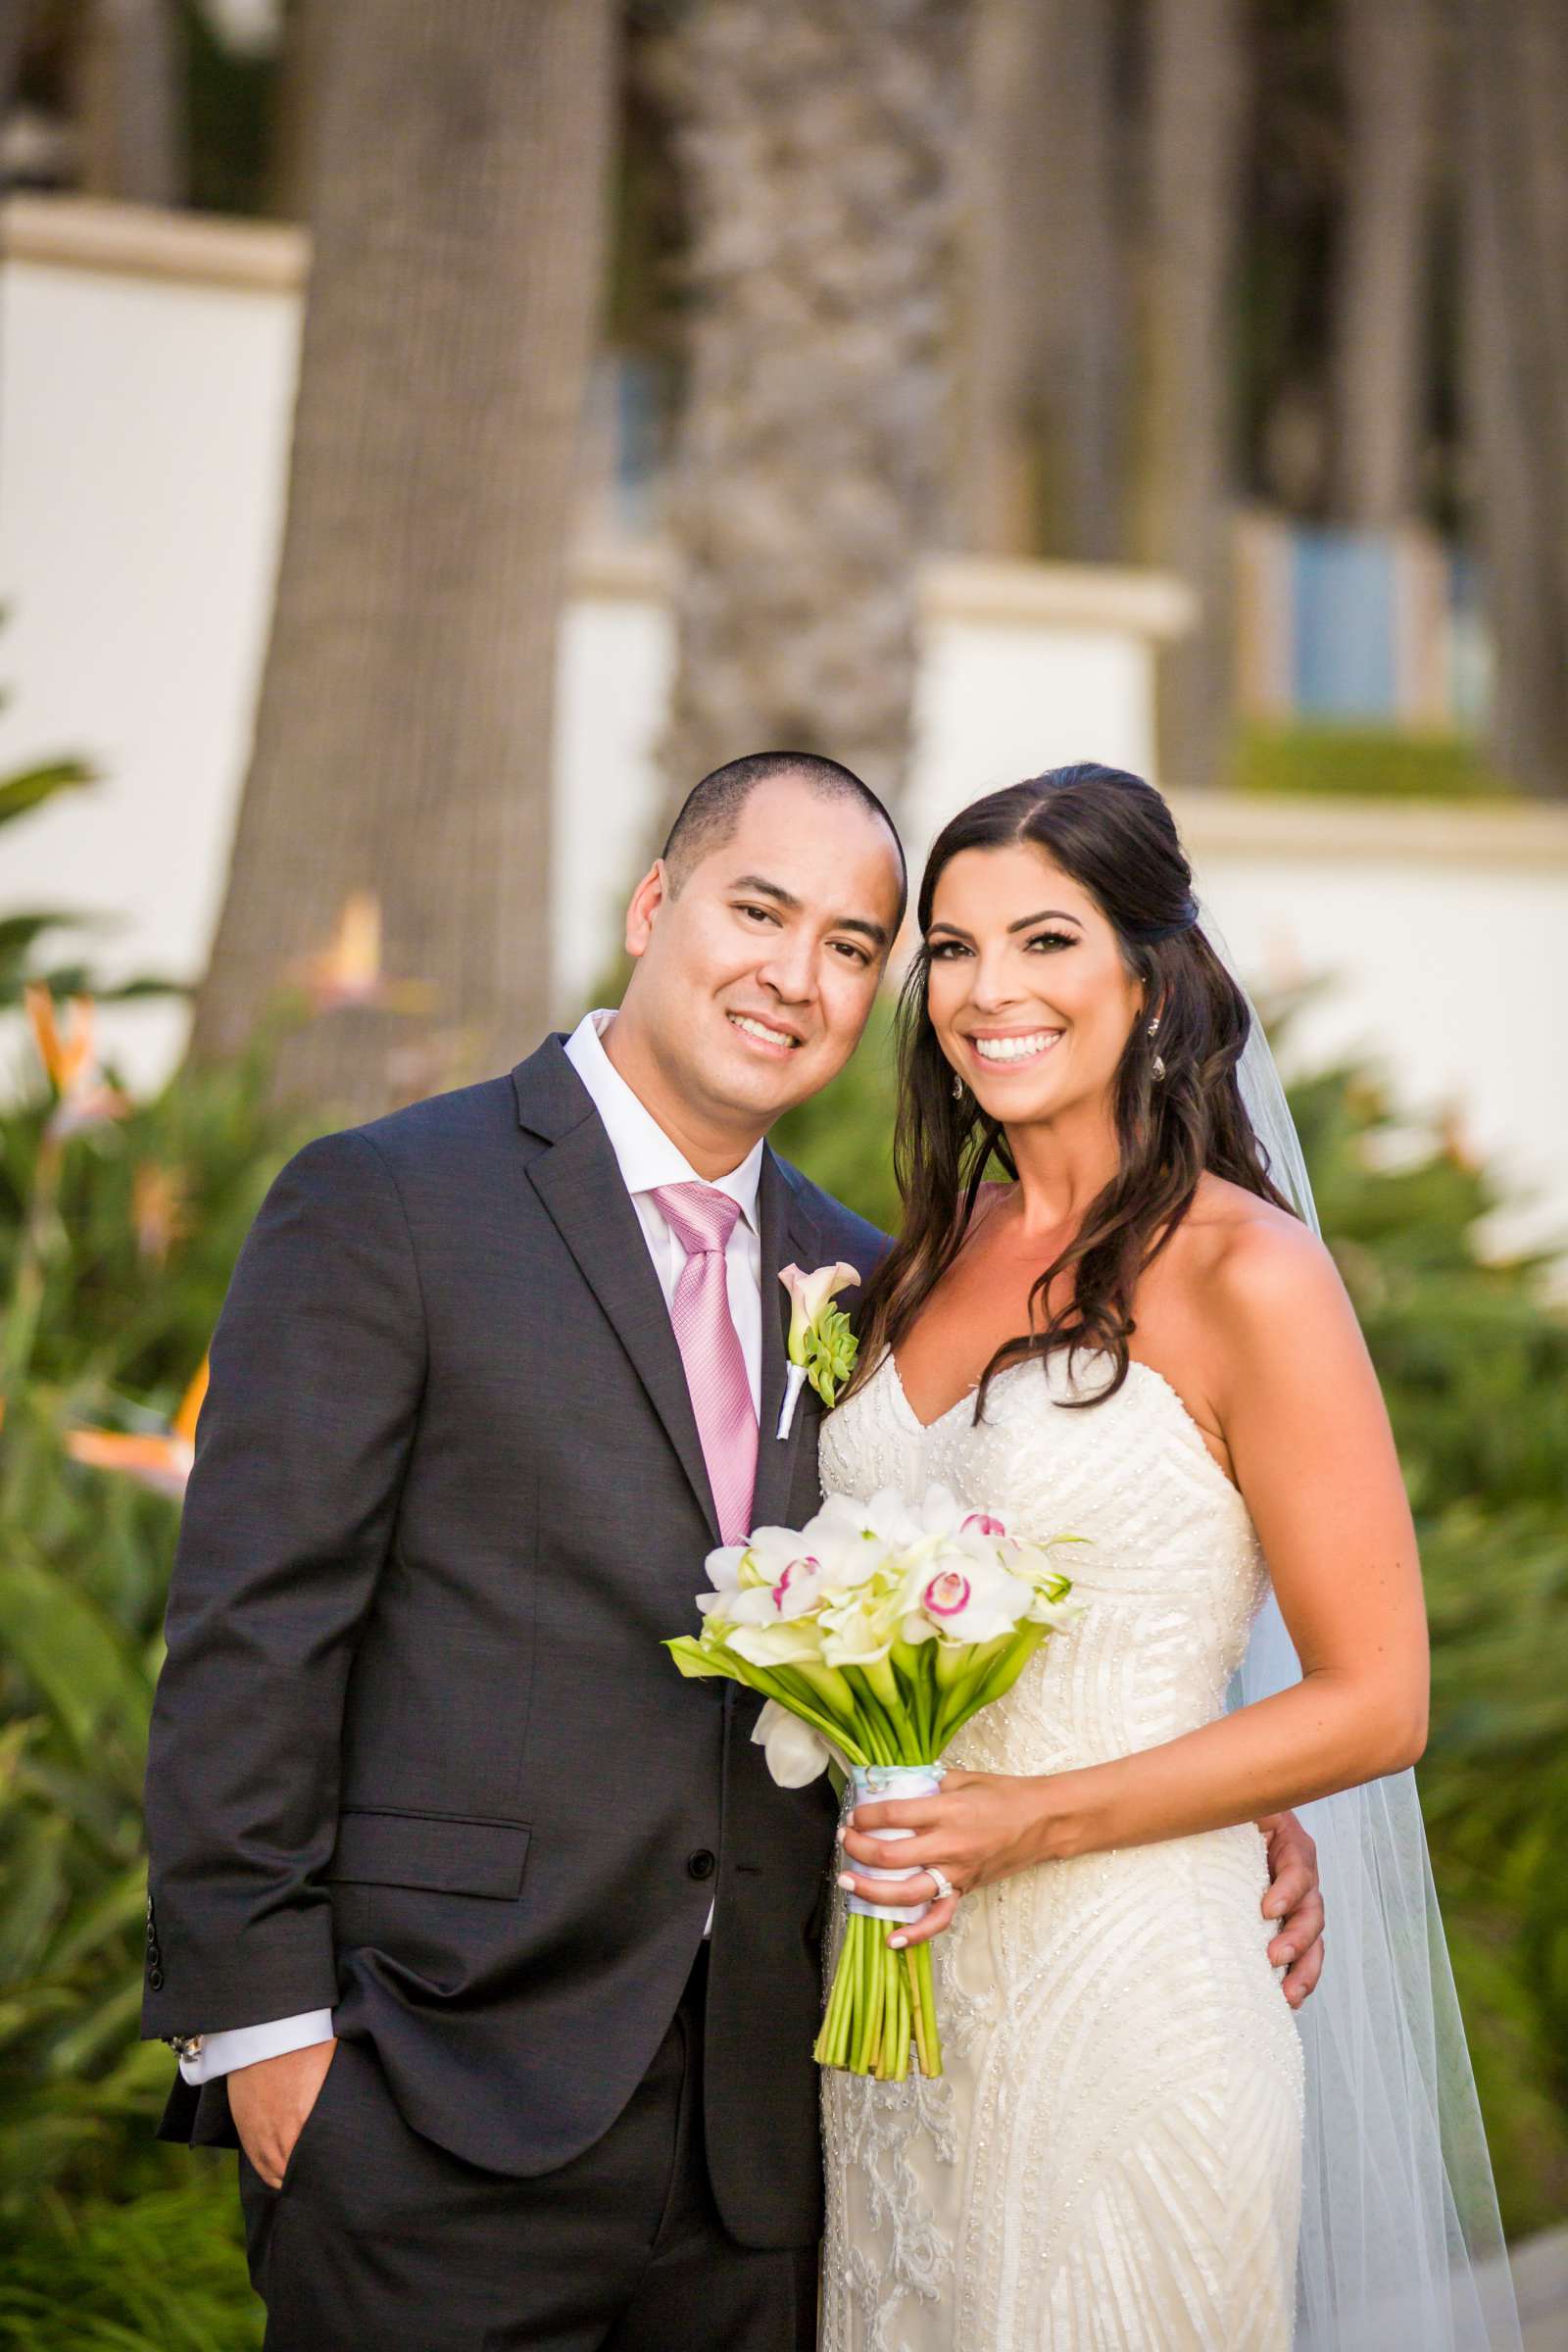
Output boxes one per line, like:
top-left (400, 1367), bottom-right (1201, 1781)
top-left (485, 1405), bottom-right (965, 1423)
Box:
top-left (652, 1183), bottom-right (759, 1545)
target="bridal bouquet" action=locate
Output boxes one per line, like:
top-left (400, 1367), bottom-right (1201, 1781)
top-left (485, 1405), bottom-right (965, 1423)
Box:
top-left (667, 1486), bottom-right (1078, 2080)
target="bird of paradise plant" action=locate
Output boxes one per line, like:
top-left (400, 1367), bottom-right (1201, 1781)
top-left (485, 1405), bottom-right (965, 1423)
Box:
top-left (65, 1359), bottom-right (209, 1498)
top-left (3, 986), bottom-right (131, 1394)
top-left (292, 890), bottom-right (434, 1015)
top-left (131, 1162), bottom-right (193, 1268)
top-left (24, 983), bottom-right (131, 1139)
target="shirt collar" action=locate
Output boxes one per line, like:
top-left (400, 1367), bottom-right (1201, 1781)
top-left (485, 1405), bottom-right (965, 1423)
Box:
top-left (564, 1008), bottom-right (763, 1231)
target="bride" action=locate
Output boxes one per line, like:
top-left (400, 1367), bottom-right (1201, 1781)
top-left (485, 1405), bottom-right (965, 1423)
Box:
top-left (817, 765), bottom-right (1518, 2350)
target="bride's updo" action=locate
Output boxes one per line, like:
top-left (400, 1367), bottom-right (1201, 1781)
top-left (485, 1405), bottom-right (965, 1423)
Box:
top-left (854, 761), bottom-right (1298, 1414)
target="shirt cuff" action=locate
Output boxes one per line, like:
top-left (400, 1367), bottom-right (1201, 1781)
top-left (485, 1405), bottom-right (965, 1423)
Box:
top-left (178, 2010), bottom-right (335, 2083)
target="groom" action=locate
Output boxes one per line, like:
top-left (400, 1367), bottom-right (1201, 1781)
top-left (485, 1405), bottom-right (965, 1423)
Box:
top-left (144, 753), bottom-right (1325, 2350)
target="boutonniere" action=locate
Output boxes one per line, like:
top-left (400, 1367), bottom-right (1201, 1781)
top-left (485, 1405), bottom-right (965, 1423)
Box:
top-left (775, 1261), bottom-right (860, 1439)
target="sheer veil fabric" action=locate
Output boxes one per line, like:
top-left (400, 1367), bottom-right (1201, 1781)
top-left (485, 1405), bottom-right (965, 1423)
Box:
top-left (1218, 915), bottom-right (1522, 2348)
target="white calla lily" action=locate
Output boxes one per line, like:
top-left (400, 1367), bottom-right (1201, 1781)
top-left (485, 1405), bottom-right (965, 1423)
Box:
top-left (724, 1617), bottom-right (825, 1667)
top-left (778, 1259), bottom-right (860, 1358)
top-left (750, 1698), bottom-right (839, 1787)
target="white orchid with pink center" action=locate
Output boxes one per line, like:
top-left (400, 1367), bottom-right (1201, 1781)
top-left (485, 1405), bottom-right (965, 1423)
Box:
top-left (668, 1480), bottom-right (1082, 2086)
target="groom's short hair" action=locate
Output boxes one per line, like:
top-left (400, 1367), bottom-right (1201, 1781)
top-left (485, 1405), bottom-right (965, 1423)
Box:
top-left (662, 752), bottom-right (907, 926)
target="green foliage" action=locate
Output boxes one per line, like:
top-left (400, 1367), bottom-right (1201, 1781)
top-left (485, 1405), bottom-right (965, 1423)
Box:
top-left (0, 2174), bottom-right (260, 2351)
top-left (0, 753), bottom-right (99, 1007)
top-left (0, 1033), bottom-right (306, 2346)
top-left (0, 735), bottom-right (182, 1007)
top-left (1233, 722), bottom-right (1516, 802)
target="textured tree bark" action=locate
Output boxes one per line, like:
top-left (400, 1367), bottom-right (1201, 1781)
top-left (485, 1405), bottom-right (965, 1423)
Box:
top-left (1332, 0), bottom-right (1436, 525)
top-left (961, 0), bottom-right (1125, 561)
top-left (267, 0), bottom-right (327, 223)
top-left (0, 4), bottom-right (29, 131)
top-left (655, 0), bottom-right (963, 820)
top-left (1462, 0), bottom-right (1568, 796)
top-left (1137, 0), bottom-right (1246, 790)
top-left (190, 0), bottom-right (616, 1110)
top-left (75, 0), bottom-right (186, 206)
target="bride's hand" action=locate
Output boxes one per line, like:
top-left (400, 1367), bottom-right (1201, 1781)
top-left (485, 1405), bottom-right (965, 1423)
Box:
top-left (836, 1768), bottom-right (1052, 1949)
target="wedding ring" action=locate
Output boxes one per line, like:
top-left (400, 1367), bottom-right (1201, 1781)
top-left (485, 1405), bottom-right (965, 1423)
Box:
top-left (927, 1865), bottom-right (957, 1902)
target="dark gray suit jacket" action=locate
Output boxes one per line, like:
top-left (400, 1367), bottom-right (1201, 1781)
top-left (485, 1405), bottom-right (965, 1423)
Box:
top-left (143, 1036), bottom-right (885, 2250)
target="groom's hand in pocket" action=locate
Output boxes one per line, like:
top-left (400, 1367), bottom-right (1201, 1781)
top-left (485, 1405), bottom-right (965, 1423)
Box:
top-left (229, 2037), bottom-right (338, 2189)
top-left (1258, 1811), bottom-right (1325, 2008)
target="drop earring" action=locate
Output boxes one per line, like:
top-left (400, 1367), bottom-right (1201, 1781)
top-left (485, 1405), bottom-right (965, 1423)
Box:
top-left (1148, 1011), bottom-right (1166, 1083)
top-left (952, 1071), bottom-right (964, 1102)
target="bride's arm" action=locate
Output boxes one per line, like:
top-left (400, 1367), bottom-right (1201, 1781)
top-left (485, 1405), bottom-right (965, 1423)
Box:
top-left (839, 1218), bottom-right (1429, 1933)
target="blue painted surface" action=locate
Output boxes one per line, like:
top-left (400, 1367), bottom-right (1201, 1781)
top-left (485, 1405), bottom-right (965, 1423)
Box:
top-left (1292, 529), bottom-right (1398, 718)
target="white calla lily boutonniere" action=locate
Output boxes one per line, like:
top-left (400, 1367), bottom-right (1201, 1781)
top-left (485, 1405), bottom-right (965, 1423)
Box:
top-left (775, 1260), bottom-right (861, 1439)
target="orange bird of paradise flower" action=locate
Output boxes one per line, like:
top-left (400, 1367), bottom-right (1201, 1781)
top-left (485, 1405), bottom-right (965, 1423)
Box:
top-left (132, 1162), bottom-right (193, 1266)
top-left (293, 892), bottom-right (434, 1015)
top-left (66, 1358), bottom-right (209, 1498)
top-left (24, 982), bottom-right (131, 1135)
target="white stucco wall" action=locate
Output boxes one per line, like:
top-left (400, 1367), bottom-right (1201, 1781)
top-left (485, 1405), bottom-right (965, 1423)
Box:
top-left (3, 198), bottom-right (1566, 1267)
top-left (0, 198), bottom-right (1183, 1058)
top-left (1172, 800), bottom-right (1568, 1263)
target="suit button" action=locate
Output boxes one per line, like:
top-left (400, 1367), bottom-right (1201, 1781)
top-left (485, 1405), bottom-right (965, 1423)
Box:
top-left (687, 1848), bottom-right (716, 1882)
top-left (147, 1965), bottom-right (165, 1989)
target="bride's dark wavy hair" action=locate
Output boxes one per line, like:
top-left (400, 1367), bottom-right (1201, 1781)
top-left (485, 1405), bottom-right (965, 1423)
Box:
top-left (851, 762), bottom-right (1298, 1417)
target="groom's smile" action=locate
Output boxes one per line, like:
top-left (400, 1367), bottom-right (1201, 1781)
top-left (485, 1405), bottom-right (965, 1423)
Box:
top-left (726, 1008), bottom-right (804, 1054)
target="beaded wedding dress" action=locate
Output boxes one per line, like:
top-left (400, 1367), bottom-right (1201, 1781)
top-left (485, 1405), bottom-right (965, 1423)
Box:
top-left (817, 1348), bottom-right (1305, 2352)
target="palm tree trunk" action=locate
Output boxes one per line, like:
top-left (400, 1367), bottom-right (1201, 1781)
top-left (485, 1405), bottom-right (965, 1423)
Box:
top-left (1461, 0), bottom-right (1568, 796)
top-left (190, 0), bottom-right (616, 1110)
top-left (75, 0), bottom-right (186, 207)
top-left (0, 5), bottom-right (29, 129)
top-left (1137, 0), bottom-right (1246, 789)
top-left (655, 0), bottom-right (963, 818)
top-left (1333, 0), bottom-right (1437, 525)
top-left (961, 0), bottom-right (1125, 561)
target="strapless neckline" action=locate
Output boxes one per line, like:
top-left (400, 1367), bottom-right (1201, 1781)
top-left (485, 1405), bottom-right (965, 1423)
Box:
top-left (884, 1348), bottom-right (1243, 1503)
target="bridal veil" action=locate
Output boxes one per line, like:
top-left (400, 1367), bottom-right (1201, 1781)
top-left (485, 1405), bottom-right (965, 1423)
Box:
top-left (1220, 923), bottom-right (1523, 2351)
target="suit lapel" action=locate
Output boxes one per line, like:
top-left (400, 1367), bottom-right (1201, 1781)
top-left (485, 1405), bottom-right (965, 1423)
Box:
top-left (752, 1145), bottom-right (823, 1533)
top-left (515, 1043), bottom-right (720, 1544)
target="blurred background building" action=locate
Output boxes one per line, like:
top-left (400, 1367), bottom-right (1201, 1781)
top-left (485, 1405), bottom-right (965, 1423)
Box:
top-left (0, 4), bottom-right (1565, 2341)
top-left (3, 0), bottom-right (1566, 1254)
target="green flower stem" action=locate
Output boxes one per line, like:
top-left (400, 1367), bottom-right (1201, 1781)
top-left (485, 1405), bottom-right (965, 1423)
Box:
top-left (796, 1661), bottom-right (858, 1720)
top-left (841, 1667), bottom-right (901, 1764)
top-left (941, 1621), bottom-right (1048, 1739)
top-left (852, 1915), bottom-right (873, 2072)
top-left (890, 1642), bottom-right (937, 1753)
top-left (915, 1940), bottom-right (941, 2075)
top-left (860, 1653), bottom-right (901, 1715)
top-left (763, 1664), bottom-right (875, 1766)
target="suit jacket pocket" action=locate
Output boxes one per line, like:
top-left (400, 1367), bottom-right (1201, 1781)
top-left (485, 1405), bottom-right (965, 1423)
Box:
top-left (325, 1808), bottom-right (531, 1898)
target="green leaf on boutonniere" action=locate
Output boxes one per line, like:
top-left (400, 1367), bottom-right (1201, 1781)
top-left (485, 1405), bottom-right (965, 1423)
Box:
top-left (803, 1302), bottom-right (858, 1408)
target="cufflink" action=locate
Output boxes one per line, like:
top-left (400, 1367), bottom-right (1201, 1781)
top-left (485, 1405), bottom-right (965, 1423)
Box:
top-left (164, 2033), bottom-right (204, 2060)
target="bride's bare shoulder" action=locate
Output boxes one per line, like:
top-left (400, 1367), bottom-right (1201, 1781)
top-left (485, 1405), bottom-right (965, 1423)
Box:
top-left (1181, 1173), bottom-right (1348, 1336)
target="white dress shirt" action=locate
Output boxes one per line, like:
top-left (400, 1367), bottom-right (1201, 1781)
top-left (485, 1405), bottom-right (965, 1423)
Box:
top-left (180, 1009), bottom-right (761, 2082)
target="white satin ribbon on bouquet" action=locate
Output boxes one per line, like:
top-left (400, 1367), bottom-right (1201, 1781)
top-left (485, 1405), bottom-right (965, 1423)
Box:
top-left (842, 1763), bottom-right (946, 1925)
